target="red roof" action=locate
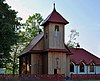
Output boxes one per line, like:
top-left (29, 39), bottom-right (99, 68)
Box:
top-left (69, 48), bottom-right (100, 65)
top-left (41, 8), bottom-right (69, 26)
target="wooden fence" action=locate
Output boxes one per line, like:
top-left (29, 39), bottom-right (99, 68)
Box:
top-left (0, 74), bottom-right (100, 81)
top-left (0, 74), bottom-right (65, 81)
top-left (71, 74), bottom-right (100, 80)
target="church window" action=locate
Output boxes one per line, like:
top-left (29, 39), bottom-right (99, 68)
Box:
top-left (90, 63), bottom-right (94, 72)
top-left (46, 30), bottom-right (48, 39)
top-left (46, 33), bottom-right (48, 39)
top-left (22, 57), bottom-right (26, 74)
top-left (56, 58), bottom-right (59, 68)
top-left (26, 56), bottom-right (30, 73)
top-left (70, 62), bottom-right (74, 72)
top-left (55, 25), bottom-right (59, 31)
top-left (80, 63), bottom-right (85, 72)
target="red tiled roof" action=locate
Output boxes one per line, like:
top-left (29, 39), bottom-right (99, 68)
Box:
top-left (69, 48), bottom-right (100, 65)
top-left (41, 8), bottom-right (69, 26)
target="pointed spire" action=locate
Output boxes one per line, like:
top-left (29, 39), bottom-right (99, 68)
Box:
top-left (41, 3), bottom-right (69, 26)
top-left (53, 3), bottom-right (56, 11)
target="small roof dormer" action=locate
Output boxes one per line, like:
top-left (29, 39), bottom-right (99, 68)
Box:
top-left (41, 3), bottom-right (69, 26)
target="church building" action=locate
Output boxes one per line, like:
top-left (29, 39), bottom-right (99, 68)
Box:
top-left (18, 4), bottom-right (100, 75)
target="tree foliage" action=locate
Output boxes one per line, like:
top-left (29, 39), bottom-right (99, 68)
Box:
top-left (0, 0), bottom-right (21, 68)
top-left (11, 13), bottom-right (43, 74)
top-left (67, 29), bottom-right (80, 48)
top-left (21, 13), bottom-right (43, 44)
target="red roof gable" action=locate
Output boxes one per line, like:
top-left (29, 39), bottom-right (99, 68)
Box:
top-left (69, 48), bottom-right (100, 65)
top-left (41, 7), bottom-right (69, 26)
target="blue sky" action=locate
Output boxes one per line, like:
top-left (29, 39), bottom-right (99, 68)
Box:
top-left (6, 0), bottom-right (100, 57)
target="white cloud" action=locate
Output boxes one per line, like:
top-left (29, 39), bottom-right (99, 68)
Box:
top-left (6, 0), bottom-right (33, 22)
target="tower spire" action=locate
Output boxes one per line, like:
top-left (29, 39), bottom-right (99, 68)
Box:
top-left (53, 3), bottom-right (56, 11)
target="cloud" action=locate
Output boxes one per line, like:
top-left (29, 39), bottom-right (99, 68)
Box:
top-left (6, 0), bottom-right (33, 22)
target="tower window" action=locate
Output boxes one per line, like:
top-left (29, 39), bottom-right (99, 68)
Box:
top-left (70, 62), bottom-right (74, 72)
top-left (55, 25), bottom-right (59, 31)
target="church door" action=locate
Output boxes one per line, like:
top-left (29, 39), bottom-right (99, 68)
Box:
top-left (54, 68), bottom-right (61, 74)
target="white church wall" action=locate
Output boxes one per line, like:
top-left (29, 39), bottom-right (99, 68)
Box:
top-left (70, 65), bottom-right (100, 74)
top-left (96, 66), bottom-right (100, 74)
top-left (74, 65), bottom-right (77, 74)
top-left (70, 65), bottom-right (87, 74)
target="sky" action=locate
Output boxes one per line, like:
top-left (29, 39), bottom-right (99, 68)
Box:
top-left (6, 0), bottom-right (100, 57)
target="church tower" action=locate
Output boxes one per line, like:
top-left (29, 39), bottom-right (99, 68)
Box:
top-left (41, 4), bottom-right (70, 75)
top-left (41, 4), bottom-right (69, 50)
top-left (19, 3), bottom-right (71, 75)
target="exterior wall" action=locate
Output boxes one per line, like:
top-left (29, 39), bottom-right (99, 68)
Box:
top-left (42, 54), bottom-right (48, 74)
top-left (44, 23), bottom-right (65, 49)
top-left (96, 66), bottom-right (100, 74)
top-left (66, 55), bottom-right (70, 76)
top-left (48, 23), bottom-right (65, 49)
top-left (70, 64), bottom-right (87, 74)
top-left (70, 63), bottom-right (100, 74)
top-left (44, 24), bottom-right (49, 49)
top-left (32, 38), bottom-right (44, 50)
top-left (48, 52), bottom-right (69, 75)
top-left (31, 54), bottom-right (42, 74)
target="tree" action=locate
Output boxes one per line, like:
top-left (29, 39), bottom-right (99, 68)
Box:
top-left (67, 29), bottom-right (80, 48)
top-left (11, 13), bottom-right (43, 74)
top-left (0, 0), bottom-right (21, 69)
top-left (21, 13), bottom-right (43, 44)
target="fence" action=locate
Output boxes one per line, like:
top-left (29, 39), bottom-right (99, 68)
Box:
top-left (0, 74), bottom-right (65, 81)
top-left (71, 74), bottom-right (100, 80)
top-left (0, 74), bottom-right (100, 81)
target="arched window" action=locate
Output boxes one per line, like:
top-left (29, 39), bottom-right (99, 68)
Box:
top-left (90, 63), bottom-right (94, 72)
top-left (55, 25), bottom-right (59, 31)
top-left (70, 62), bottom-right (74, 72)
top-left (80, 63), bottom-right (85, 72)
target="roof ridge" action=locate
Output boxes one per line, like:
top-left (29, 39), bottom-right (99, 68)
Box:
top-left (82, 48), bottom-right (100, 59)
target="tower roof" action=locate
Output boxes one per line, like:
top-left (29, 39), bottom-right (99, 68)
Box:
top-left (41, 4), bottom-right (69, 26)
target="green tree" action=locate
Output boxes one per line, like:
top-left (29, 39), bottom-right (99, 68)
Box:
top-left (67, 29), bottom-right (80, 48)
top-left (0, 0), bottom-right (21, 69)
top-left (11, 13), bottom-right (43, 74)
top-left (22, 13), bottom-right (43, 44)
